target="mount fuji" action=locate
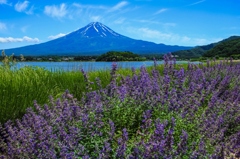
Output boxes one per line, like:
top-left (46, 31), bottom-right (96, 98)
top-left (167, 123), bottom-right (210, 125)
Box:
top-left (4, 22), bottom-right (192, 56)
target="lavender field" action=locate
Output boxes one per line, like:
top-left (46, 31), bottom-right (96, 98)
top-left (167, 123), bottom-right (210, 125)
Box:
top-left (0, 54), bottom-right (239, 158)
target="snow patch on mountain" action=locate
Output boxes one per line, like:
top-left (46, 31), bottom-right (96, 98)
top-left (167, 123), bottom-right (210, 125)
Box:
top-left (102, 32), bottom-right (107, 36)
top-left (93, 24), bottom-right (99, 32)
top-left (74, 22), bottom-right (122, 38)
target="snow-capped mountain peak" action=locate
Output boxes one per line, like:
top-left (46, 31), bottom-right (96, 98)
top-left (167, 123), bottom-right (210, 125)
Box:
top-left (75, 22), bottom-right (122, 38)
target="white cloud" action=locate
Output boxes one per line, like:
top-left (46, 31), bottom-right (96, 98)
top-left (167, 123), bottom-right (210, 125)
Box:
top-left (15, 1), bottom-right (29, 12)
top-left (21, 26), bottom-right (28, 33)
top-left (114, 18), bottom-right (125, 24)
top-left (134, 19), bottom-right (176, 27)
top-left (44, 3), bottom-right (68, 18)
top-left (154, 8), bottom-right (168, 15)
top-left (72, 3), bottom-right (107, 10)
top-left (0, 22), bottom-right (7, 31)
top-left (48, 33), bottom-right (66, 40)
top-left (228, 26), bottom-right (240, 30)
top-left (163, 23), bottom-right (176, 27)
top-left (72, 2), bottom-right (129, 22)
top-left (127, 27), bottom-right (220, 46)
top-left (0, 36), bottom-right (39, 43)
top-left (138, 28), bottom-right (173, 40)
top-left (183, 37), bottom-right (222, 46)
top-left (25, 5), bottom-right (34, 14)
top-left (0, 0), bottom-right (11, 5)
top-left (135, 19), bottom-right (160, 24)
top-left (181, 36), bottom-right (191, 42)
top-left (187, 0), bottom-right (206, 6)
top-left (0, 0), bottom-right (7, 4)
top-left (69, 2), bottom-right (130, 21)
top-left (108, 1), bottom-right (129, 12)
top-left (14, 1), bottom-right (33, 14)
top-left (22, 36), bottom-right (39, 42)
top-left (193, 38), bottom-right (208, 45)
top-left (90, 16), bottom-right (101, 22)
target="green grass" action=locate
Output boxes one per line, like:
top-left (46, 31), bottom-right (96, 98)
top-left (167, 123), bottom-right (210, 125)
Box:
top-left (0, 61), bottom-right (213, 124)
top-left (0, 64), bottom-right (159, 124)
top-left (0, 66), bottom-right (101, 123)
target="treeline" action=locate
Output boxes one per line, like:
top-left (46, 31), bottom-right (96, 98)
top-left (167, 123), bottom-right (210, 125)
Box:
top-left (171, 36), bottom-right (240, 60)
top-left (1, 50), bottom-right (168, 62)
top-left (203, 37), bottom-right (240, 59)
top-left (96, 51), bottom-right (147, 61)
top-left (0, 55), bottom-right (98, 62)
top-left (172, 46), bottom-right (212, 59)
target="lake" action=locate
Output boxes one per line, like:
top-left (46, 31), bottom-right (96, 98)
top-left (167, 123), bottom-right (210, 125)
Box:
top-left (10, 61), bottom-right (196, 72)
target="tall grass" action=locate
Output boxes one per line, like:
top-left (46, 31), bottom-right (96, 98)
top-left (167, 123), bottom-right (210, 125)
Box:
top-left (0, 67), bottom-right (106, 123)
top-left (0, 63), bottom-right (165, 124)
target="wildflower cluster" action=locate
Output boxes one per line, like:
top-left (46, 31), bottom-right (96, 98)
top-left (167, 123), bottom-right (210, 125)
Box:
top-left (0, 54), bottom-right (239, 158)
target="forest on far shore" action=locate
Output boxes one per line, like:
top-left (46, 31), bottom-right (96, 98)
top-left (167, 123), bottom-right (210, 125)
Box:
top-left (95, 51), bottom-right (146, 61)
top-left (0, 51), bottom-right (165, 62)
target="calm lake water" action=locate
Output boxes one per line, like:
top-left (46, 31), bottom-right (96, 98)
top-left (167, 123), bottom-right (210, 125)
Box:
top-left (10, 61), bottom-right (196, 72)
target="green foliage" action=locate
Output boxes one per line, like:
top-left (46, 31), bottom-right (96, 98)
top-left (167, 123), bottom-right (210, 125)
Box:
top-left (102, 97), bottom-right (144, 136)
top-left (102, 96), bottom-right (205, 156)
top-left (203, 37), bottom-right (240, 57)
top-left (172, 36), bottom-right (240, 59)
top-left (73, 56), bottom-right (98, 61)
top-left (96, 51), bottom-right (146, 61)
top-left (172, 43), bottom-right (217, 59)
top-left (141, 54), bottom-right (164, 60)
top-left (231, 54), bottom-right (240, 59)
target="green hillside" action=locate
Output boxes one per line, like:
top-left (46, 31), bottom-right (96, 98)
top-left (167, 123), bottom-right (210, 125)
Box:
top-left (172, 36), bottom-right (240, 59)
top-left (203, 36), bottom-right (240, 58)
top-left (172, 44), bottom-right (214, 58)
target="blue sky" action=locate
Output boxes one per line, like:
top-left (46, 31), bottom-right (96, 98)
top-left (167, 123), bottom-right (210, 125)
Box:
top-left (0, 0), bottom-right (240, 49)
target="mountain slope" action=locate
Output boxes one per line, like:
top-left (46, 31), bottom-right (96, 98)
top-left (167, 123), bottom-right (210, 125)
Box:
top-left (4, 22), bottom-right (192, 56)
top-left (172, 36), bottom-right (240, 58)
top-left (203, 36), bottom-right (240, 57)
